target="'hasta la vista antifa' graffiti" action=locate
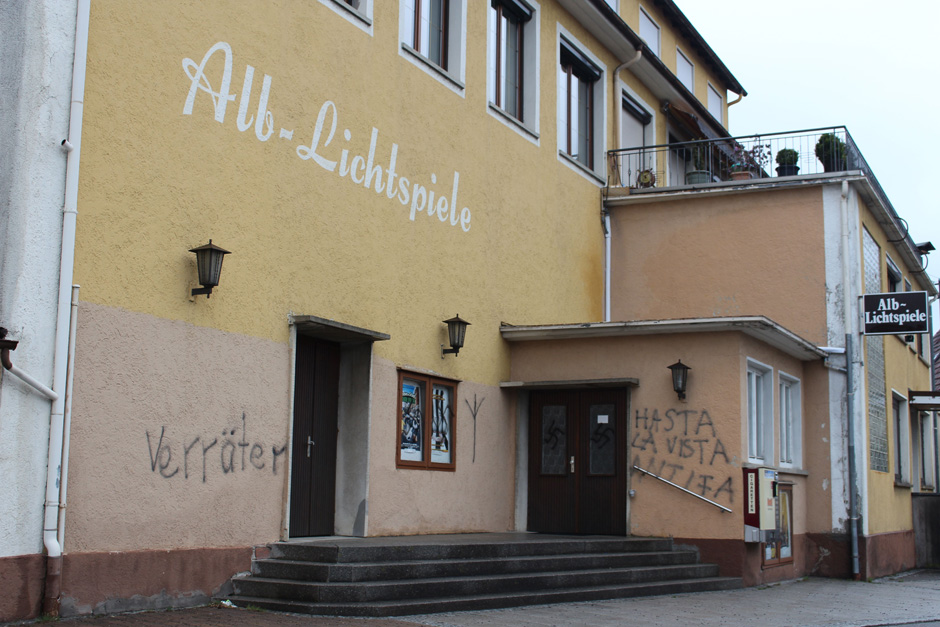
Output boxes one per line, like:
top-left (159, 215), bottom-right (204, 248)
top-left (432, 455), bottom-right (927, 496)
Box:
top-left (146, 413), bottom-right (287, 482)
top-left (631, 407), bottom-right (734, 503)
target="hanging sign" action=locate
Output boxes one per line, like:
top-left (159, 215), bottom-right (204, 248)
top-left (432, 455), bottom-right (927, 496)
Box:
top-left (862, 291), bottom-right (928, 335)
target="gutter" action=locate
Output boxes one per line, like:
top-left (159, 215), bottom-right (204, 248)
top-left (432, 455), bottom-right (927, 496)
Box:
top-left (43, 0), bottom-right (89, 615)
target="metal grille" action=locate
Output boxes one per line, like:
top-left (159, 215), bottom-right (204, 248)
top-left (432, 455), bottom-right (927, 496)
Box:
top-left (863, 229), bottom-right (888, 473)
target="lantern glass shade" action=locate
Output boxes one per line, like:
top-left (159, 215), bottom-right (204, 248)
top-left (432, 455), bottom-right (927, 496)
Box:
top-left (668, 360), bottom-right (690, 399)
top-left (190, 240), bottom-right (230, 297)
top-left (442, 314), bottom-right (470, 356)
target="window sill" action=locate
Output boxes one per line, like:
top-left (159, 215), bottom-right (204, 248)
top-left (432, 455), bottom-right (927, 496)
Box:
top-left (329, 0), bottom-right (372, 26)
top-left (894, 479), bottom-right (913, 489)
top-left (487, 102), bottom-right (539, 143)
top-left (742, 462), bottom-right (808, 476)
top-left (558, 150), bottom-right (605, 185)
top-left (400, 44), bottom-right (465, 91)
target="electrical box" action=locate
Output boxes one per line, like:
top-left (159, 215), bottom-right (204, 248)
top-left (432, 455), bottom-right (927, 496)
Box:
top-left (743, 467), bottom-right (777, 543)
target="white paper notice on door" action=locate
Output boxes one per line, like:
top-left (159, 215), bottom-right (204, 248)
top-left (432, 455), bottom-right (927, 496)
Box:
top-left (597, 415), bottom-right (609, 424)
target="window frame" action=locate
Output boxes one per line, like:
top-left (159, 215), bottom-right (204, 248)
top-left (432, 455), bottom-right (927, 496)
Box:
top-left (778, 373), bottom-right (802, 468)
top-left (400, 0), bottom-right (467, 91)
top-left (487, 0), bottom-right (539, 136)
top-left (747, 360), bottom-right (774, 464)
top-left (676, 47), bottom-right (694, 92)
top-left (639, 7), bottom-right (660, 57)
top-left (322, 0), bottom-right (374, 30)
top-left (556, 29), bottom-right (605, 180)
top-left (893, 392), bottom-right (911, 486)
top-left (397, 370), bottom-right (458, 471)
top-left (706, 83), bottom-right (723, 125)
top-left (762, 482), bottom-right (793, 567)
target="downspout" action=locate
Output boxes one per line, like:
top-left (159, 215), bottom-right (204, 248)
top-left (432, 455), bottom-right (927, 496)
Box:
top-left (43, 0), bottom-right (89, 615)
top-left (841, 179), bottom-right (860, 579)
top-left (728, 92), bottom-right (744, 107)
top-left (0, 329), bottom-right (59, 401)
top-left (56, 286), bottom-right (80, 552)
top-left (605, 47), bottom-right (643, 323)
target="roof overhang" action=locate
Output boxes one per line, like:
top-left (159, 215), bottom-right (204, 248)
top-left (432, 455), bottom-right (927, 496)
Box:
top-left (500, 316), bottom-right (828, 361)
top-left (291, 314), bottom-right (390, 344)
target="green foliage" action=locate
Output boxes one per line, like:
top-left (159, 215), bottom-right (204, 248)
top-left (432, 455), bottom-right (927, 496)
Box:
top-left (815, 133), bottom-right (847, 171)
top-left (776, 148), bottom-right (798, 166)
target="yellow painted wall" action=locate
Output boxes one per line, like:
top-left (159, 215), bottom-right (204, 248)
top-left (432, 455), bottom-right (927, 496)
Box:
top-left (75, 0), bottom-right (618, 391)
top-left (859, 204), bottom-right (932, 535)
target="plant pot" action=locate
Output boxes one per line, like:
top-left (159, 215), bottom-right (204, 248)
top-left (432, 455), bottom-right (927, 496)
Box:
top-left (776, 164), bottom-right (799, 177)
top-left (731, 170), bottom-right (755, 181)
top-left (685, 170), bottom-right (711, 184)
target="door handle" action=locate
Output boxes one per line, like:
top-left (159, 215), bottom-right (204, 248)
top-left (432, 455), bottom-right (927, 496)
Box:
top-left (307, 436), bottom-right (315, 458)
top-left (570, 456), bottom-right (575, 473)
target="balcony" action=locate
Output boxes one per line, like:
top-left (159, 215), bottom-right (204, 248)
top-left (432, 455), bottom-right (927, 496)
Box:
top-left (607, 126), bottom-right (879, 197)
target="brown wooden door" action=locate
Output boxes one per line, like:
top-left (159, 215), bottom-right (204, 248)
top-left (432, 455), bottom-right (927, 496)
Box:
top-left (289, 335), bottom-right (340, 537)
top-left (528, 388), bottom-right (627, 535)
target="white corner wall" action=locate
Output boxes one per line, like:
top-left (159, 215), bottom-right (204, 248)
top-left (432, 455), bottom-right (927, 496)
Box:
top-left (0, 0), bottom-right (76, 559)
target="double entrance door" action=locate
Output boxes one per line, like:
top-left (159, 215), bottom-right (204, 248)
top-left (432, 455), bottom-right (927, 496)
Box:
top-left (528, 388), bottom-right (628, 535)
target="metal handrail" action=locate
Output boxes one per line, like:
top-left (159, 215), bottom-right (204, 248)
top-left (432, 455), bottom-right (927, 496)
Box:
top-left (633, 464), bottom-right (731, 513)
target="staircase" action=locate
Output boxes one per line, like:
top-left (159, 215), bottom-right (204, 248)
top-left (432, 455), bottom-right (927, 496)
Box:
top-left (222, 533), bottom-right (741, 617)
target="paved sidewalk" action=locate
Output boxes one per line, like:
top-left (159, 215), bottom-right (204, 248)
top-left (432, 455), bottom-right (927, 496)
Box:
top-left (47, 570), bottom-right (940, 627)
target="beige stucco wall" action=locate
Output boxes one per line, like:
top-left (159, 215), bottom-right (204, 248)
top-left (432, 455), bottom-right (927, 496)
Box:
top-left (366, 357), bottom-right (516, 536)
top-left (609, 187), bottom-right (828, 345)
top-left (66, 302), bottom-right (290, 553)
top-left (509, 331), bottom-right (814, 541)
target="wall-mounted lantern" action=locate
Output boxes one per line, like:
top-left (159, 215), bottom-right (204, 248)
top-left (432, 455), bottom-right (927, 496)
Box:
top-left (667, 360), bottom-right (690, 400)
top-left (189, 239), bottom-right (230, 298)
top-left (441, 314), bottom-right (470, 358)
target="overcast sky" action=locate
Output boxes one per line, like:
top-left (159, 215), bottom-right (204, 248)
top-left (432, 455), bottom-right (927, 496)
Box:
top-left (678, 0), bottom-right (939, 314)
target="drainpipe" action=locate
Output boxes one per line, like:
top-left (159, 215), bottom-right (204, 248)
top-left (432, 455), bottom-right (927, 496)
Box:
top-left (57, 286), bottom-right (80, 552)
top-left (43, 0), bottom-right (89, 615)
top-left (0, 329), bottom-right (59, 401)
top-left (728, 92), bottom-right (744, 107)
top-left (841, 179), bottom-right (860, 579)
top-left (605, 47), bottom-right (643, 323)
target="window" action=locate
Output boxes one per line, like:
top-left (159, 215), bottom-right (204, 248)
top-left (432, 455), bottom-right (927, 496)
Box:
top-left (779, 374), bottom-right (802, 467)
top-left (864, 228), bottom-right (889, 472)
top-left (914, 411), bottom-right (936, 490)
top-left (639, 8), bottom-right (660, 57)
top-left (893, 393), bottom-right (910, 485)
top-left (617, 92), bottom-right (654, 186)
top-left (322, 0), bottom-right (373, 30)
top-left (397, 371), bottom-right (456, 470)
top-left (706, 83), bottom-right (722, 124)
top-left (763, 483), bottom-right (793, 566)
top-left (887, 256), bottom-right (902, 293)
top-left (400, 0), bottom-right (466, 89)
top-left (747, 361), bottom-right (773, 463)
top-left (676, 48), bottom-right (693, 92)
top-left (487, 0), bottom-right (538, 129)
top-left (557, 36), bottom-right (602, 170)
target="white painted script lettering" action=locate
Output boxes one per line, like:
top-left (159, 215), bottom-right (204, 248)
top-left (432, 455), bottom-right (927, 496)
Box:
top-left (182, 42), bottom-right (472, 232)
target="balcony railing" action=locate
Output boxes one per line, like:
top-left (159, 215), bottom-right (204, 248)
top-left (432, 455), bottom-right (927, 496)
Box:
top-left (607, 126), bottom-right (867, 193)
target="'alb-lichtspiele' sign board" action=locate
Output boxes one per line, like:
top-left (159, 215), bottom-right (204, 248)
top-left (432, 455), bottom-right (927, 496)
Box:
top-left (862, 291), bottom-right (929, 335)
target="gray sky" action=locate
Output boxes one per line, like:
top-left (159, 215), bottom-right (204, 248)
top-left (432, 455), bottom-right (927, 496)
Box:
top-left (678, 0), bottom-right (940, 314)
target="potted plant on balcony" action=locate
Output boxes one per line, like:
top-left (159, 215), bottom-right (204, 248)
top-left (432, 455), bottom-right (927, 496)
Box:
top-left (685, 144), bottom-right (712, 184)
top-left (730, 142), bottom-right (769, 180)
top-left (775, 148), bottom-right (799, 177)
top-left (815, 133), bottom-right (847, 172)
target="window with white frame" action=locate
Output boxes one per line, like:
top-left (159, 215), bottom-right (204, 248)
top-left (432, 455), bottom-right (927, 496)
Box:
top-left (893, 393), bottom-right (911, 485)
top-left (747, 361), bottom-right (773, 463)
top-left (400, 0), bottom-right (466, 87)
top-left (707, 83), bottom-right (722, 124)
top-left (639, 7), bottom-right (660, 57)
top-left (676, 48), bottom-right (693, 92)
top-left (487, 0), bottom-right (538, 129)
top-left (557, 34), bottom-right (603, 172)
top-left (779, 374), bottom-right (802, 467)
top-left (915, 411), bottom-right (936, 490)
top-left (617, 91), bottom-right (654, 186)
top-left (324, 0), bottom-right (373, 28)
top-left (887, 256), bottom-right (902, 293)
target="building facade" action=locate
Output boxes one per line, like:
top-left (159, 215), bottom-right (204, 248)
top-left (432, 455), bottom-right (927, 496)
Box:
top-left (1, 0), bottom-right (936, 620)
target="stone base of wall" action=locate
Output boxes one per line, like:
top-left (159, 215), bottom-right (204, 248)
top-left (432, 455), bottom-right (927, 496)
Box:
top-left (675, 535), bottom-right (807, 587)
top-left (0, 553), bottom-right (45, 622)
top-left (805, 530), bottom-right (916, 580)
top-left (58, 546), bottom-right (255, 617)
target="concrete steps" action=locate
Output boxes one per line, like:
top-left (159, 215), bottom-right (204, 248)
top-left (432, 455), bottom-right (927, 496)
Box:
top-left (221, 534), bottom-right (740, 616)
